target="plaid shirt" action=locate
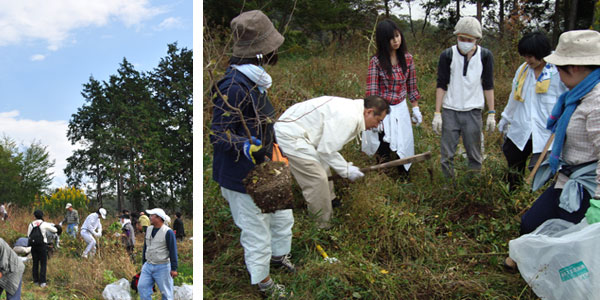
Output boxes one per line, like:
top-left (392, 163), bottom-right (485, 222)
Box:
top-left (366, 53), bottom-right (421, 105)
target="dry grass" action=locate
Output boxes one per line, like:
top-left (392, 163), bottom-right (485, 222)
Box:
top-left (0, 206), bottom-right (193, 299)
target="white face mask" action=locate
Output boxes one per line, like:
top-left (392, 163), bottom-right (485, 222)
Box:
top-left (457, 41), bottom-right (475, 54)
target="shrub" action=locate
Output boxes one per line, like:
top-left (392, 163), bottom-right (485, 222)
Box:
top-left (35, 186), bottom-right (89, 215)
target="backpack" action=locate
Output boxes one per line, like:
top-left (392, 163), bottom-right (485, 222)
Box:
top-left (28, 223), bottom-right (45, 247)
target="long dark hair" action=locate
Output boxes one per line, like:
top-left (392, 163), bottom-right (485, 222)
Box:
top-left (375, 19), bottom-right (407, 77)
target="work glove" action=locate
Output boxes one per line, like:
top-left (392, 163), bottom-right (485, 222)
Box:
top-left (375, 122), bottom-right (384, 133)
top-left (486, 113), bottom-right (496, 132)
top-left (347, 164), bottom-right (364, 182)
top-left (59, 221), bottom-right (63, 226)
top-left (243, 137), bottom-right (267, 165)
top-left (432, 112), bottom-right (442, 135)
top-left (74, 225), bottom-right (78, 231)
top-left (497, 117), bottom-right (510, 134)
top-left (411, 106), bottom-right (423, 126)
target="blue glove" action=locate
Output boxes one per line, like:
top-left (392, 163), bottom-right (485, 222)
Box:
top-left (243, 137), bottom-right (266, 164)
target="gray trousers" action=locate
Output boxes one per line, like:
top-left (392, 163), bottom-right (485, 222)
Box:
top-left (440, 109), bottom-right (482, 177)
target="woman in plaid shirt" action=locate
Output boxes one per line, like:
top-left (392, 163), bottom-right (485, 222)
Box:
top-left (362, 19), bottom-right (421, 178)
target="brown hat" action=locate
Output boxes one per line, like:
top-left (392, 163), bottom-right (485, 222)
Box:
top-left (544, 30), bottom-right (600, 66)
top-left (231, 10), bottom-right (284, 58)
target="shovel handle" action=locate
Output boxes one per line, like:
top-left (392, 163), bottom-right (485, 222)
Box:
top-left (526, 133), bottom-right (554, 185)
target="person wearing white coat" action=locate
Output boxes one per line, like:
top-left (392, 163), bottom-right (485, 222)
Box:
top-left (274, 95), bottom-right (389, 229)
top-left (80, 208), bottom-right (106, 258)
top-left (498, 32), bottom-right (567, 192)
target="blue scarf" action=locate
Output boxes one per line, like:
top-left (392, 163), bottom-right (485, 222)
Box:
top-left (547, 68), bottom-right (600, 173)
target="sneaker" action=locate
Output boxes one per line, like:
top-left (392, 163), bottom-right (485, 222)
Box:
top-left (259, 280), bottom-right (292, 299)
top-left (40, 283), bottom-right (47, 288)
top-left (82, 253), bottom-right (88, 258)
top-left (271, 254), bottom-right (296, 273)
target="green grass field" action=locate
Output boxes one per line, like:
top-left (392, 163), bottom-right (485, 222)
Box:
top-left (203, 31), bottom-right (544, 299)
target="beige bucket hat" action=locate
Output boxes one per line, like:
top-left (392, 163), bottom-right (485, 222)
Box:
top-left (454, 17), bottom-right (482, 39)
top-left (544, 30), bottom-right (600, 66)
top-left (231, 10), bottom-right (284, 58)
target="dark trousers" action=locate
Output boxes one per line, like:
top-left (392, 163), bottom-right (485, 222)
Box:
top-left (502, 137), bottom-right (532, 192)
top-left (375, 132), bottom-right (409, 178)
top-left (32, 243), bottom-right (48, 283)
top-left (521, 183), bottom-right (591, 235)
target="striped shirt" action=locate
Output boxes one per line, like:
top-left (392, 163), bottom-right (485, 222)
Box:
top-left (366, 53), bottom-right (421, 105)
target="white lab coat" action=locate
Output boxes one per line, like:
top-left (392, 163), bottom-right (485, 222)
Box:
top-left (501, 63), bottom-right (567, 152)
top-left (274, 96), bottom-right (365, 178)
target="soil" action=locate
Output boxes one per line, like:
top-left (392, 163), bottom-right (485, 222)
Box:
top-left (243, 161), bottom-right (294, 213)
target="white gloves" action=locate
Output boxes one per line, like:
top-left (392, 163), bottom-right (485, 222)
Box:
top-left (497, 117), bottom-right (510, 134)
top-left (432, 112), bottom-right (442, 135)
top-left (486, 113), bottom-right (496, 132)
top-left (59, 221), bottom-right (63, 226)
top-left (347, 164), bottom-right (364, 182)
top-left (411, 106), bottom-right (422, 125)
top-left (375, 122), bottom-right (384, 133)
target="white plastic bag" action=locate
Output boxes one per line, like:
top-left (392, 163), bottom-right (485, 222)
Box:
top-left (102, 278), bottom-right (132, 300)
top-left (173, 284), bottom-right (193, 300)
top-left (509, 218), bottom-right (600, 300)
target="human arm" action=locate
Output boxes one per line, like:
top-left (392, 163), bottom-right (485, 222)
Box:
top-left (95, 220), bottom-right (102, 237)
top-left (588, 107), bottom-right (600, 198)
top-left (166, 229), bottom-right (179, 274)
top-left (75, 210), bottom-right (79, 224)
top-left (365, 56), bottom-right (380, 97)
top-left (210, 82), bottom-right (257, 154)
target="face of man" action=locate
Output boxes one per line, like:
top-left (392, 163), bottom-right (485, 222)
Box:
top-left (364, 108), bottom-right (387, 129)
top-left (150, 214), bottom-right (163, 226)
top-left (68, 207), bottom-right (73, 212)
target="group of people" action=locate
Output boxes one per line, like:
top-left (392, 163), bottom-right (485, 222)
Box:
top-left (211, 8), bottom-right (600, 299)
top-left (0, 204), bottom-right (186, 300)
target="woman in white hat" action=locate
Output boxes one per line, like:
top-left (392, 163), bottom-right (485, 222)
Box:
top-left (505, 30), bottom-right (600, 271)
top-left (209, 10), bottom-right (294, 298)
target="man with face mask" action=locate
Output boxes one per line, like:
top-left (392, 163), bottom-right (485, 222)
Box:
top-left (432, 16), bottom-right (495, 178)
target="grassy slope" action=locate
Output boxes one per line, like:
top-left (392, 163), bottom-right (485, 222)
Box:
top-left (203, 32), bottom-right (544, 299)
top-left (0, 206), bottom-right (193, 299)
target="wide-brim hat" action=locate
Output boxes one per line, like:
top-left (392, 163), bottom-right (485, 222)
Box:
top-left (231, 10), bottom-right (284, 58)
top-left (544, 30), bottom-right (600, 66)
top-left (453, 17), bottom-right (482, 39)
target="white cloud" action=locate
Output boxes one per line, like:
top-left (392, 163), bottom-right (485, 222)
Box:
top-left (0, 0), bottom-right (165, 50)
top-left (156, 17), bottom-right (183, 31)
top-left (0, 111), bottom-right (80, 188)
top-left (31, 54), bottom-right (45, 61)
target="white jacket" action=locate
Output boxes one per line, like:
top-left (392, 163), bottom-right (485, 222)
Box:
top-left (501, 63), bottom-right (567, 152)
top-left (274, 96), bottom-right (365, 177)
top-left (27, 220), bottom-right (57, 244)
top-left (81, 213), bottom-right (102, 237)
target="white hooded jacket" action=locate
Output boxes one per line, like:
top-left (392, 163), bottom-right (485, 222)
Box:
top-left (274, 96), bottom-right (365, 177)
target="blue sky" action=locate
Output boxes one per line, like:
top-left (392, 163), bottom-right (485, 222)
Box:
top-left (0, 0), bottom-right (192, 188)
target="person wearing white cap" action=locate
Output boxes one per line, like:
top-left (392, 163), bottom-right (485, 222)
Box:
top-left (138, 208), bottom-right (178, 300)
top-left (60, 203), bottom-right (79, 238)
top-left (433, 16), bottom-right (495, 178)
top-left (80, 208), bottom-right (106, 258)
top-left (505, 29), bottom-right (600, 272)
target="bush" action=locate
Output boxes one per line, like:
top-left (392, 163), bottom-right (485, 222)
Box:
top-left (35, 186), bottom-right (89, 215)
